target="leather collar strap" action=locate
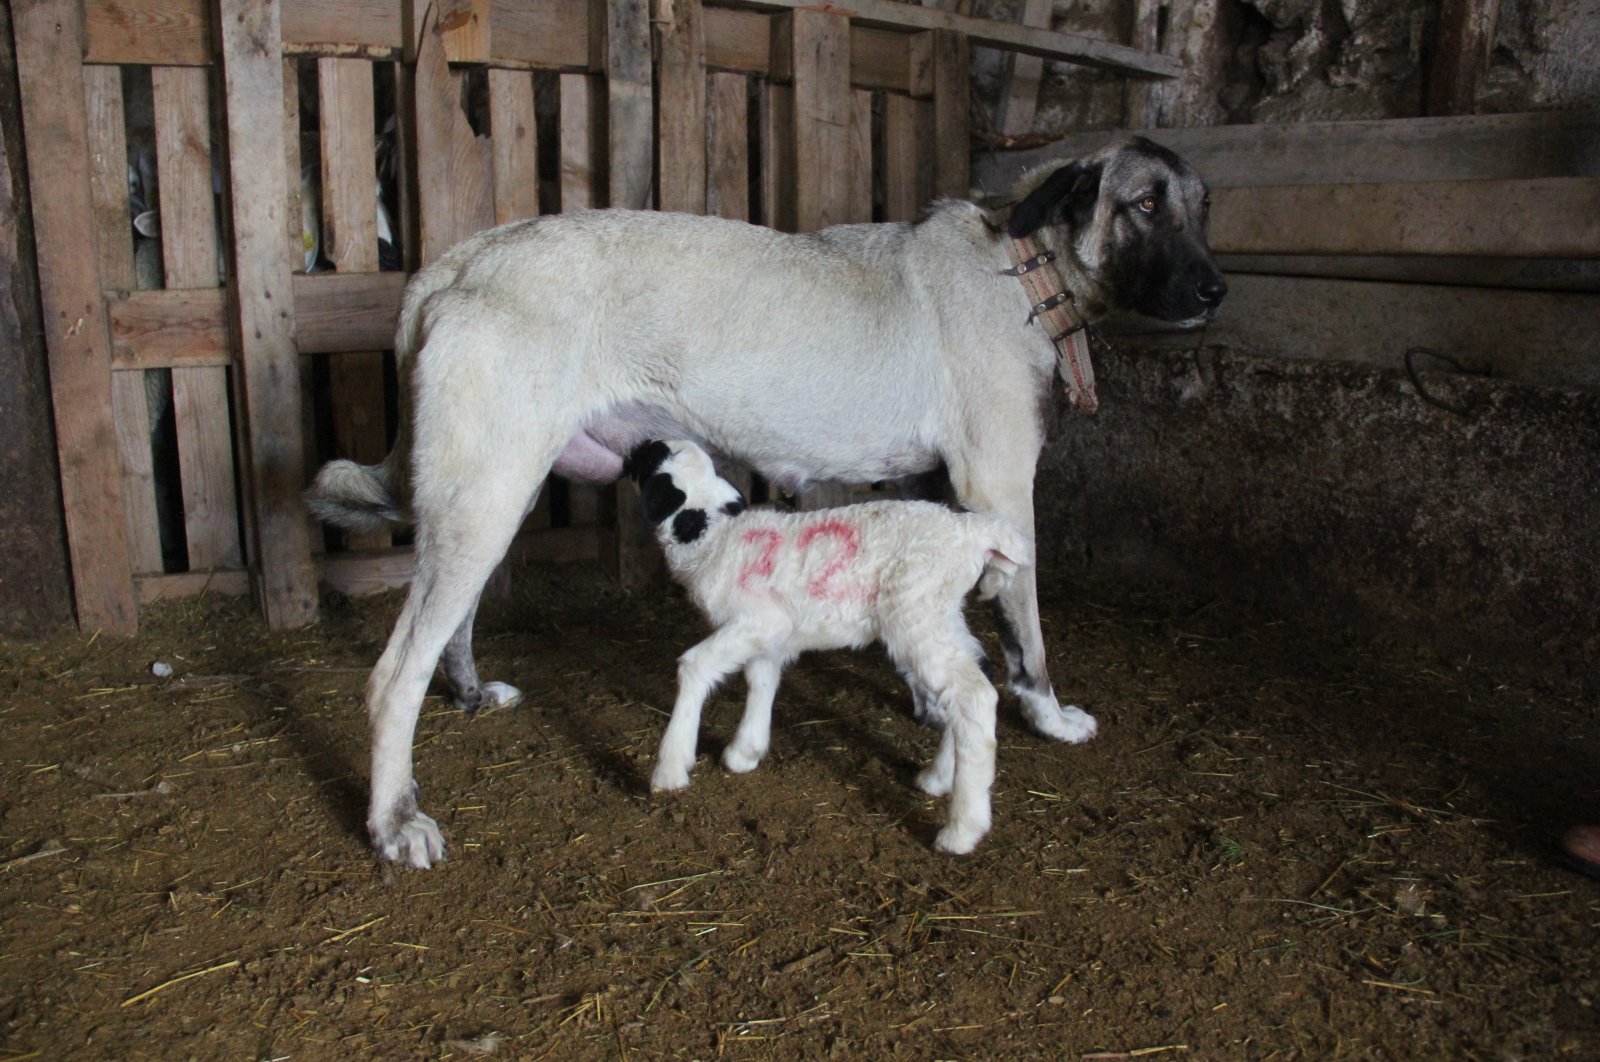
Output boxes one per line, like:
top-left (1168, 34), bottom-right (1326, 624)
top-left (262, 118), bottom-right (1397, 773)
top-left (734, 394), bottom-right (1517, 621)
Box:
top-left (1004, 236), bottom-right (1098, 412)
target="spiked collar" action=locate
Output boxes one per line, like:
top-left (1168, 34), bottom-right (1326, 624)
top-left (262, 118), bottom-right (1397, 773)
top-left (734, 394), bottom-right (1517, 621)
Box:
top-left (1001, 236), bottom-right (1098, 412)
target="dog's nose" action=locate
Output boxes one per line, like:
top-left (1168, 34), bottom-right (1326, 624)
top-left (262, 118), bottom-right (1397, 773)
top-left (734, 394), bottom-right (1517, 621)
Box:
top-left (1196, 276), bottom-right (1228, 305)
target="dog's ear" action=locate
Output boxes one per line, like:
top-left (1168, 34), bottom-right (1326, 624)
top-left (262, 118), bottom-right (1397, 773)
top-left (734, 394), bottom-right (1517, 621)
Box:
top-left (671, 508), bottom-right (709, 544)
top-left (625, 440), bottom-right (672, 483)
top-left (639, 472), bottom-right (687, 525)
top-left (1008, 161), bottom-right (1103, 238)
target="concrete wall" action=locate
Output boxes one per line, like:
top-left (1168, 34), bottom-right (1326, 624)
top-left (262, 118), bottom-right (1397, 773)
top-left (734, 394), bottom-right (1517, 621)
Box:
top-left (1035, 344), bottom-right (1599, 684)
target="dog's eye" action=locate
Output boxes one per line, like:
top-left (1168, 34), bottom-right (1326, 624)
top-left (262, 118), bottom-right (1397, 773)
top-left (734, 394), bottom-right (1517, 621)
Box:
top-left (1137, 196), bottom-right (1158, 214)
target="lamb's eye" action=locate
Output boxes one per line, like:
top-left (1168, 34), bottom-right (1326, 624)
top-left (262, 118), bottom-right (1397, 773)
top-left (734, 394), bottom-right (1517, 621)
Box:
top-left (1137, 196), bottom-right (1158, 214)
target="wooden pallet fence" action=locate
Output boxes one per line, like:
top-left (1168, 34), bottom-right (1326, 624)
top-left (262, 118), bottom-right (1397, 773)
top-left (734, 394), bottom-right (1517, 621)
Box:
top-left (20, 0), bottom-right (1175, 631)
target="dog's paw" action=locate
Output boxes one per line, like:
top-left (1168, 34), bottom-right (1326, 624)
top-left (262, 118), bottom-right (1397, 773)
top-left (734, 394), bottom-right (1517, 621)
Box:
top-left (371, 811), bottom-right (446, 869)
top-left (916, 761), bottom-right (954, 797)
top-left (721, 742), bottom-right (765, 774)
top-left (1021, 693), bottom-right (1098, 745)
top-left (933, 818), bottom-right (988, 855)
top-left (651, 761), bottom-right (693, 793)
top-left (455, 681), bottom-right (523, 715)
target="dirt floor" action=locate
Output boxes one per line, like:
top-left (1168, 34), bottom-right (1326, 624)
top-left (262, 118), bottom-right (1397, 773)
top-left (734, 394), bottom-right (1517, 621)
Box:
top-left (2, 563), bottom-right (1597, 1060)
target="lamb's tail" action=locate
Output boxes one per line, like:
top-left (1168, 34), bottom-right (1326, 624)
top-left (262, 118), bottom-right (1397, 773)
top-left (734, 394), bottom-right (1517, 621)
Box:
top-left (305, 455), bottom-right (411, 533)
top-left (975, 517), bottom-right (1034, 600)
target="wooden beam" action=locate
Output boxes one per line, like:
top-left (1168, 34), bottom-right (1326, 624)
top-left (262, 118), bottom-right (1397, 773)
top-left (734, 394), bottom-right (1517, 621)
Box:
top-left (14, 0), bottom-right (138, 635)
top-left (783, 8), bottom-right (852, 232)
top-left (558, 73), bottom-right (603, 211)
top-left (606, 0), bottom-right (655, 211)
top-left (215, 0), bottom-right (318, 628)
top-left (992, 0), bottom-right (1052, 136)
top-left (488, 68), bottom-right (540, 224)
top-left (882, 92), bottom-right (932, 222)
top-left (930, 30), bottom-right (969, 199)
top-left (973, 112), bottom-right (1600, 196)
top-left (656, 0), bottom-right (708, 215)
top-left (1425, 0), bottom-right (1499, 117)
top-left (410, 0), bottom-right (495, 263)
top-left (1210, 178), bottom-right (1600, 258)
top-left (717, 0), bottom-right (1181, 77)
top-left (1109, 274), bottom-right (1600, 394)
top-left (438, 0), bottom-right (492, 63)
top-left (1218, 253), bottom-right (1600, 294)
top-left (759, 80), bottom-right (796, 232)
top-left (706, 71), bottom-right (750, 220)
top-left (318, 57), bottom-right (388, 551)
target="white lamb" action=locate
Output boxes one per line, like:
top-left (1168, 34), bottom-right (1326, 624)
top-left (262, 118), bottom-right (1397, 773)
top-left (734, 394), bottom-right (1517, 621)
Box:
top-left (628, 439), bottom-right (1035, 854)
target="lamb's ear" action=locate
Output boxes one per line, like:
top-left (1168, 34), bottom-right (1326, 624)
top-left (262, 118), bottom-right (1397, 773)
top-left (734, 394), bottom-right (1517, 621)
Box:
top-left (1008, 160), bottom-right (1102, 238)
top-left (671, 508), bottom-right (709, 544)
top-left (625, 440), bottom-right (672, 483)
top-left (639, 473), bottom-right (687, 525)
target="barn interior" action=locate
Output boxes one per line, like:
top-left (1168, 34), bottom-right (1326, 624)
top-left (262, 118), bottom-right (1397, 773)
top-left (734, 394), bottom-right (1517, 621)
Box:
top-left (1, 0), bottom-right (1596, 1057)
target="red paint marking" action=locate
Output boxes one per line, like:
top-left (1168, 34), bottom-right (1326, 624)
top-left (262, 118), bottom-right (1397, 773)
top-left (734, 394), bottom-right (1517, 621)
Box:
top-left (737, 528), bottom-right (782, 592)
top-left (797, 519), bottom-right (861, 600)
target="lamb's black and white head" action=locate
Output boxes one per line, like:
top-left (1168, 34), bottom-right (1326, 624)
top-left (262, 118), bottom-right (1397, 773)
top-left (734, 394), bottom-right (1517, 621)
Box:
top-left (626, 440), bottom-right (748, 546)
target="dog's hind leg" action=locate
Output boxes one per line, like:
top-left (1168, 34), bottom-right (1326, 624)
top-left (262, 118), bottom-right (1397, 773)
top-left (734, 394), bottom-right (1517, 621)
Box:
top-left (439, 595), bottom-right (523, 715)
top-left (948, 453), bottom-right (1098, 745)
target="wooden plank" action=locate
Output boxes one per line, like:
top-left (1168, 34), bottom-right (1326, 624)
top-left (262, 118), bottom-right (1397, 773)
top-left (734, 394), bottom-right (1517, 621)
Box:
top-left (930, 30), bottom-right (968, 199)
top-left (606, 0), bottom-right (654, 211)
top-left (758, 80), bottom-right (795, 232)
top-left (282, 0), bottom-right (404, 55)
top-left (1425, 0), bottom-right (1499, 117)
top-left (16, 0), bottom-right (138, 634)
top-left (316, 527), bottom-right (607, 597)
top-left (1210, 178), bottom-right (1600, 258)
top-left (882, 92), bottom-right (931, 221)
top-left (993, 0), bottom-right (1051, 136)
top-left (559, 73), bottom-right (603, 211)
top-left (1218, 253), bottom-right (1600, 294)
top-left (490, 0), bottom-right (590, 69)
top-left (704, 9), bottom-right (918, 93)
top-left (488, 68), bottom-right (540, 224)
top-left (215, 0), bottom-right (318, 628)
top-left (438, 0), bottom-right (491, 63)
top-left (284, 57), bottom-right (308, 272)
top-left (656, 0), bottom-right (707, 215)
top-left (318, 58), bottom-right (389, 551)
top-left (108, 274), bottom-right (409, 365)
top-left (137, 567), bottom-right (251, 604)
top-left (785, 8), bottom-right (852, 232)
top-left (411, 0), bottom-right (495, 264)
top-left (111, 373), bottom-right (165, 575)
top-left (170, 365), bottom-right (242, 568)
top-left (152, 64), bottom-right (241, 572)
top-left (86, 0), bottom-right (211, 66)
top-left (86, 67), bottom-right (166, 577)
top-left (721, 0), bottom-right (1180, 76)
top-left (1108, 274), bottom-right (1600, 393)
top-left (706, 71), bottom-right (749, 220)
top-left (972, 112), bottom-right (1600, 196)
top-left (848, 88), bottom-right (873, 224)
top-left (84, 66), bottom-right (136, 290)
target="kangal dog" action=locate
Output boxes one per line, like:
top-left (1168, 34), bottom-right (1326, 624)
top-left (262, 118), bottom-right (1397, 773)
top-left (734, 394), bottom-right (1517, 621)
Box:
top-left (308, 136), bottom-right (1226, 866)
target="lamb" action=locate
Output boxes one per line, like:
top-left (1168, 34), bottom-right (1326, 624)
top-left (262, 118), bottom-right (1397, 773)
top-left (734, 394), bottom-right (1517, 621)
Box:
top-left (628, 439), bottom-right (1034, 854)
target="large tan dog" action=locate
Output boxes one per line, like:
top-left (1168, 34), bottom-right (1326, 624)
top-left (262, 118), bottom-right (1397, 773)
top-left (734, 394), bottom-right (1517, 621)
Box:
top-left (308, 136), bottom-right (1226, 867)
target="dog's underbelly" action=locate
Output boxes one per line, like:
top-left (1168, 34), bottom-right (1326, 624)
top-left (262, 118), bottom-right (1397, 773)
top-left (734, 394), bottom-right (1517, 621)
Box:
top-left (553, 403), bottom-right (937, 490)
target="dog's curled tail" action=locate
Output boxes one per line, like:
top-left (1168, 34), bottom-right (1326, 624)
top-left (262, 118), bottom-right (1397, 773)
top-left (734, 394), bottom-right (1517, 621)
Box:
top-left (306, 458), bottom-right (411, 533)
top-left (975, 517), bottom-right (1034, 601)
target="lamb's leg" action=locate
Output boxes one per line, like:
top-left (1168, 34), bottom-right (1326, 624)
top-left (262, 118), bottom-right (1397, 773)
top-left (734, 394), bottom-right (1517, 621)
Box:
top-left (653, 626), bottom-right (761, 792)
top-left (723, 654), bottom-right (783, 774)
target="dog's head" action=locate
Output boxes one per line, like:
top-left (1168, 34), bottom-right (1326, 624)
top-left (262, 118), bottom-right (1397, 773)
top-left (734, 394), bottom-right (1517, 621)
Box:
top-left (626, 440), bottom-right (747, 546)
top-left (1007, 136), bottom-right (1226, 326)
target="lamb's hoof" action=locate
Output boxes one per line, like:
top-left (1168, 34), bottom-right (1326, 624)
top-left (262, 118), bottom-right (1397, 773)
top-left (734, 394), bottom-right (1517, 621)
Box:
top-left (721, 744), bottom-right (764, 774)
top-left (933, 821), bottom-right (986, 855)
top-left (456, 681), bottom-right (523, 715)
top-left (916, 763), bottom-right (954, 797)
top-left (651, 763), bottom-right (692, 793)
top-left (371, 810), bottom-right (446, 869)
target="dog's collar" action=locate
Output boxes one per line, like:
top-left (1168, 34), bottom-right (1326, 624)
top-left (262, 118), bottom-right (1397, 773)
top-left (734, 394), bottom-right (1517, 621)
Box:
top-left (1002, 236), bottom-right (1098, 413)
